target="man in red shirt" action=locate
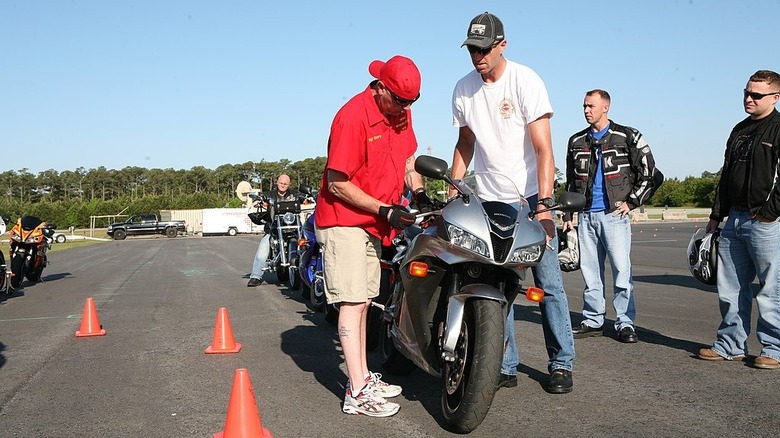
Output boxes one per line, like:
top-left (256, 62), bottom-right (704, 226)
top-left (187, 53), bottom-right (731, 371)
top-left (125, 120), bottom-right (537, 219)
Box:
top-left (315, 55), bottom-right (431, 417)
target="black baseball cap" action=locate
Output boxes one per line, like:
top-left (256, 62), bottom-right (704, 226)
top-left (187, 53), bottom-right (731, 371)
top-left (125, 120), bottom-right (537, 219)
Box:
top-left (461, 12), bottom-right (505, 49)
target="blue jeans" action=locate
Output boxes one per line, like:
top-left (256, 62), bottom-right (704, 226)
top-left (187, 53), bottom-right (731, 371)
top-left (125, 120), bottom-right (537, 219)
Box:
top-left (577, 210), bottom-right (635, 331)
top-left (250, 234), bottom-right (270, 279)
top-left (502, 195), bottom-right (575, 375)
top-left (711, 210), bottom-right (780, 361)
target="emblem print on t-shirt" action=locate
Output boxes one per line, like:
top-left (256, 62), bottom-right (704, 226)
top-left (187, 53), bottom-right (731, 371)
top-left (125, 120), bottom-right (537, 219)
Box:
top-left (498, 98), bottom-right (515, 119)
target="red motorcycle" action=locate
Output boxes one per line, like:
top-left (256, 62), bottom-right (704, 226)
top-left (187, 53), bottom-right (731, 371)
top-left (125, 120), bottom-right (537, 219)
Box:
top-left (8, 215), bottom-right (55, 289)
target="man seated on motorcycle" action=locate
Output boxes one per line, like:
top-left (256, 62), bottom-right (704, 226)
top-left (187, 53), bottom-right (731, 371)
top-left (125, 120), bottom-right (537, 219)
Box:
top-left (247, 174), bottom-right (297, 287)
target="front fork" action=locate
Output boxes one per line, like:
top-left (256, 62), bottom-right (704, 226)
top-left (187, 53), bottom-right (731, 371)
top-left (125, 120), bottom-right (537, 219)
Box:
top-left (439, 276), bottom-right (508, 363)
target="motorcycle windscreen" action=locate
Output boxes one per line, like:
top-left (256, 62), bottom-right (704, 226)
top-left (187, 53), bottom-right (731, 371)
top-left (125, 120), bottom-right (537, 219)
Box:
top-left (20, 216), bottom-right (44, 231)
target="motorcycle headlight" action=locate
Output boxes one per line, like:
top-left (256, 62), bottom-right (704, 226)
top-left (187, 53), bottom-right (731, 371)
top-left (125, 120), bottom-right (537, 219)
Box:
top-left (10, 234), bottom-right (21, 242)
top-left (283, 212), bottom-right (296, 225)
top-left (447, 224), bottom-right (490, 258)
top-left (508, 244), bottom-right (544, 264)
top-left (107, 225), bottom-right (113, 231)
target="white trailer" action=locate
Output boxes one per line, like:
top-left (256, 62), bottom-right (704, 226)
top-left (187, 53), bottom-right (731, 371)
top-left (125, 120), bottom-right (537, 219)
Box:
top-left (201, 208), bottom-right (262, 236)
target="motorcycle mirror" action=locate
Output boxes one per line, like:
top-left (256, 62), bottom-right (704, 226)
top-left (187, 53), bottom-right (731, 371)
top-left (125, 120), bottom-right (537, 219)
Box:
top-left (556, 192), bottom-right (587, 212)
top-left (414, 156), bottom-right (449, 181)
top-left (529, 192), bottom-right (586, 219)
top-left (298, 184), bottom-right (312, 196)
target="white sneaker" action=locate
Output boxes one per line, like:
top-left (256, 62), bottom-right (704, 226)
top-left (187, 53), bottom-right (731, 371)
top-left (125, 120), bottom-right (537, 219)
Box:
top-left (366, 372), bottom-right (402, 398)
top-left (342, 388), bottom-right (400, 417)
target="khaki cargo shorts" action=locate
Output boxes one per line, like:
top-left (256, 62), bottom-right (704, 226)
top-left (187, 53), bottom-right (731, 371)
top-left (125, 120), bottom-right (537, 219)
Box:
top-left (314, 225), bottom-right (381, 304)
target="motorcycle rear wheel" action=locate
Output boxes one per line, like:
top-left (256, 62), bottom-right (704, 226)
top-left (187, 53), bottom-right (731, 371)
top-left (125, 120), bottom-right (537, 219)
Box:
top-left (10, 253), bottom-right (24, 288)
top-left (366, 267), bottom-right (392, 351)
top-left (275, 265), bottom-right (289, 283)
top-left (26, 267), bottom-right (43, 282)
top-left (310, 277), bottom-right (325, 312)
top-left (441, 299), bottom-right (503, 434)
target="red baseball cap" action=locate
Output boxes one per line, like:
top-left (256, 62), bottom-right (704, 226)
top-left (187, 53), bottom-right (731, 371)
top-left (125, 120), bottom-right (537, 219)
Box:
top-left (369, 56), bottom-right (421, 101)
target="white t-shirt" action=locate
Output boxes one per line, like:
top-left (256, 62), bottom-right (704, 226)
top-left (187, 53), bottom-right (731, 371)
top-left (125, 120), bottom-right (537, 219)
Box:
top-left (452, 59), bottom-right (553, 199)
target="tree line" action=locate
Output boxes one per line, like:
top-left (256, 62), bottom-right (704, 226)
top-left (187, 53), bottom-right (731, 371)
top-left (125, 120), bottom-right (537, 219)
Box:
top-left (0, 158), bottom-right (719, 230)
top-left (0, 157), bottom-right (327, 229)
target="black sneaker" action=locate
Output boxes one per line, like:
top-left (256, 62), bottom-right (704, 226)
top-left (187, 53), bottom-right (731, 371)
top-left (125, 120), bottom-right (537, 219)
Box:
top-left (497, 373), bottom-right (518, 389)
top-left (547, 369), bottom-right (573, 394)
top-left (617, 326), bottom-right (638, 343)
top-left (572, 323), bottom-right (603, 339)
top-left (247, 278), bottom-right (263, 287)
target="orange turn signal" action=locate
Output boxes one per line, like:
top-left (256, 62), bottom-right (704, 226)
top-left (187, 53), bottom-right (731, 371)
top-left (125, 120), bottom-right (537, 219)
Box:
top-left (409, 261), bottom-right (429, 277)
top-left (525, 286), bottom-right (545, 302)
top-left (297, 237), bottom-right (307, 247)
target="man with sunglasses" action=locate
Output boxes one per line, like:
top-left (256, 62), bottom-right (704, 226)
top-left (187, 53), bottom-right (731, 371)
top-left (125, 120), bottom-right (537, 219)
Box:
top-left (699, 70), bottom-right (780, 370)
top-left (450, 12), bottom-right (575, 394)
top-left (315, 55), bottom-right (431, 417)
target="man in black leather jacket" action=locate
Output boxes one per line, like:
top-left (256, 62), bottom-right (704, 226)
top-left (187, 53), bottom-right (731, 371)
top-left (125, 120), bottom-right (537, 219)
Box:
top-left (563, 89), bottom-right (659, 343)
top-left (247, 174), bottom-right (297, 287)
top-left (698, 70), bottom-right (780, 368)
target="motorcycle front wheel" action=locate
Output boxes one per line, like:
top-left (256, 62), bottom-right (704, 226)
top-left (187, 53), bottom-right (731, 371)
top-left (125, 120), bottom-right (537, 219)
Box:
top-left (10, 253), bottom-right (25, 288)
top-left (441, 299), bottom-right (503, 434)
top-left (288, 264), bottom-right (301, 290)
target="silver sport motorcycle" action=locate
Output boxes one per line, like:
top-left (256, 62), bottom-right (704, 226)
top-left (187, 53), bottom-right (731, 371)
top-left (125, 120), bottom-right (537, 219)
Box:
top-left (379, 156), bottom-right (585, 433)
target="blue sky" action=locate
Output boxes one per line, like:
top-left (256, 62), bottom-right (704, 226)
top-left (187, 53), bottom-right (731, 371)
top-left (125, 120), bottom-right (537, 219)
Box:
top-left (2, 1), bottom-right (778, 180)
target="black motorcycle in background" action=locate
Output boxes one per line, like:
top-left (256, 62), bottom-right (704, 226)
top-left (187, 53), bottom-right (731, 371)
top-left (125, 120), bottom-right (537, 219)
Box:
top-left (249, 189), bottom-right (309, 289)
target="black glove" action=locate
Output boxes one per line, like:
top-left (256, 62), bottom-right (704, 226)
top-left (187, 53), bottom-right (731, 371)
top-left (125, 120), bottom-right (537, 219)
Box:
top-left (379, 205), bottom-right (416, 230)
top-left (413, 190), bottom-right (433, 213)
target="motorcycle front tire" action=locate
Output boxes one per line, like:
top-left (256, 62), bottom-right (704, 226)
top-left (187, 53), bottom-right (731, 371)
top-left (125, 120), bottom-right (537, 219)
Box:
top-left (10, 253), bottom-right (24, 288)
top-left (441, 299), bottom-right (503, 434)
top-left (288, 264), bottom-right (301, 291)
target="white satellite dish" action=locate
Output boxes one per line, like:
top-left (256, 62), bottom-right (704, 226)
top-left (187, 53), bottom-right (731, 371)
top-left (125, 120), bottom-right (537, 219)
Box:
top-left (235, 181), bottom-right (260, 208)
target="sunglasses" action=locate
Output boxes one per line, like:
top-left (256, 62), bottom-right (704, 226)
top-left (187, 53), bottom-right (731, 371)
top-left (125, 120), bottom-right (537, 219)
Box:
top-left (466, 42), bottom-right (499, 56)
top-left (743, 89), bottom-right (780, 100)
top-left (387, 88), bottom-right (420, 107)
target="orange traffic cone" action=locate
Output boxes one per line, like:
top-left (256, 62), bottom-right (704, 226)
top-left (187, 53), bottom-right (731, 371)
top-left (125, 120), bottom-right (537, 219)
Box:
top-left (205, 307), bottom-right (242, 354)
top-left (213, 368), bottom-right (273, 438)
top-left (75, 297), bottom-right (106, 337)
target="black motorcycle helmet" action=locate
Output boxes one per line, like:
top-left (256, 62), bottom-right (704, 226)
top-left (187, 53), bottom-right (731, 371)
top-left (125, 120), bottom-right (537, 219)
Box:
top-left (687, 228), bottom-right (720, 285)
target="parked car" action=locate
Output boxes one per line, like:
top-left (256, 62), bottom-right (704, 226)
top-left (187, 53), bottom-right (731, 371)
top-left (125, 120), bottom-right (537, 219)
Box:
top-left (107, 214), bottom-right (186, 240)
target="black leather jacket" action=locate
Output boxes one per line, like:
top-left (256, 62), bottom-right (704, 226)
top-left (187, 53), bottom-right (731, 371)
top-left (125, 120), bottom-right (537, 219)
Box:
top-left (259, 190), bottom-right (297, 233)
top-left (711, 110), bottom-right (780, 222)
top-left (563, 120), bottom-right (658, 220)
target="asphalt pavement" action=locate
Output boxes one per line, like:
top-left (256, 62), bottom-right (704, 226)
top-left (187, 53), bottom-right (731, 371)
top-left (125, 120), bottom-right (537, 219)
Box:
top-left (0, 222), bottom-right (778, 438)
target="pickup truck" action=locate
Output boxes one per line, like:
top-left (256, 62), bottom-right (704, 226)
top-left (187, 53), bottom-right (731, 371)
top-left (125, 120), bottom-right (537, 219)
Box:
top-left (107, 214), bottom-right (186, 240)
